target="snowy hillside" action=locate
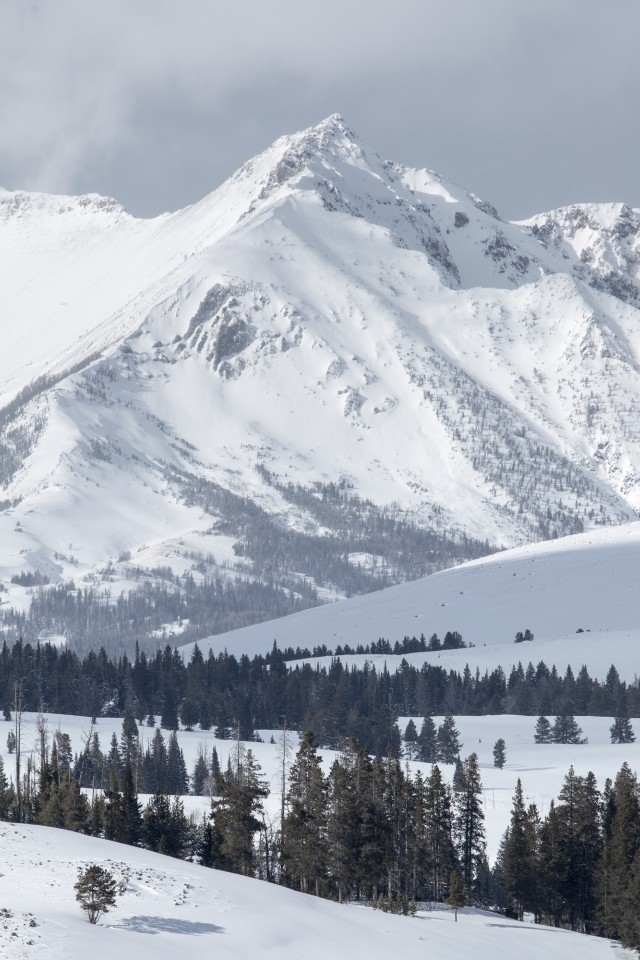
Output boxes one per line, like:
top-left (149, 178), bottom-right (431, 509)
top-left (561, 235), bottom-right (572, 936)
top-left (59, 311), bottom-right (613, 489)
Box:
top-left (3, 115), bottom-right (640, 647)
top-left (183, 519), bottom-right (640, 682)
top-left (1, 820), bottom-right (630, 960)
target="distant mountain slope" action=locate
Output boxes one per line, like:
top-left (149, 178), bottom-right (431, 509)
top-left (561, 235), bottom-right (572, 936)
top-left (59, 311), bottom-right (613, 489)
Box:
top-left (181, 520), bottom-right (640, 682)
top-left (2, 116), bottom-right (640, 649)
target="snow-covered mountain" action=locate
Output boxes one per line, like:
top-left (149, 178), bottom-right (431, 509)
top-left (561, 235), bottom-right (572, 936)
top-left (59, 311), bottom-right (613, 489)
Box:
top-left (2, 115), bottom-right (640, 641)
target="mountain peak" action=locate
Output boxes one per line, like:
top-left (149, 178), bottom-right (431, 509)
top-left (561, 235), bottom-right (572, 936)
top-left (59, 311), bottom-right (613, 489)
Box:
top-left (223, 114), bottom-right (374, 207)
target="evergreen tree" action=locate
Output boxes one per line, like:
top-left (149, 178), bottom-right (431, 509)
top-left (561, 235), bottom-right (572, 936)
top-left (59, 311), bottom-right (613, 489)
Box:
top-left (597, 763), bottom-right (640, 939)
top-left (191, 749), bottom-right (209, 796)
top-left (550, 766), bottom-right (601, 930)
top-left (403, 719), bottom-right (418, 760)
top-left (143, 792), bottom-right (188, 857)
top-left (533, 715), bottom-right (552, 744)
top-left (326, 742), bottom-right (362, 902)
top-left (0, 756), bottom-right (15, 818)
top-left (423, 764), bottom-right (457, 902)
top-left (212, 749), bottom-right (268, 876)
top-left (74, 864), bottom-right (118, 924)
top-left (166, 731), bottom-right (189, 795)
top-left (610, 716), bottom-right (635, 744)
top-left (416, 716), bottom-right (438, 764)
top-left (281, 731), bottom-right (328, 895)
top-left (119, 753), bottom-right (142, 845)
top-left (120, 707), bottom-right (139, 761)
top-left (446, 870), bottom-right (466, 921)
top-left (502, 779), bottom-right (539, 920)
top-left (454, 753), bottom-right (485, 897)
top-left (493, 738), bottom-right (506, 769)
top-left (437, 716), bottom-right (462, 764)
top-left (552, 714), bottom-right (586, 745)
top-left (452, 757), bottom-right (465, 792)
top-left (102, 763), bottom-right (122, 842)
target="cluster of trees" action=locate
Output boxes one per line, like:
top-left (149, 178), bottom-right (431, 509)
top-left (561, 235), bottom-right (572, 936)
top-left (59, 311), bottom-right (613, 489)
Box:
top-left (2, 641), bottom-right (640, 757)
top-left (497, 763), bottom-right (640, 952)
top-left (0, 576), bottom-right (312, 657)
top-left (5, 638), bottom-right (640, 750)
top-left (5, 705), bottom-right (640, 952)
top-left (403, 715), bottom-right (462, 763)
top-left (335, 631), bottom-right (466, 656)
top-left (533, 714), bottom-right (587, 744)
top-left (275, 736), bottom-right (486, 906)
top-left (0, 722), bottom-right (488, 912)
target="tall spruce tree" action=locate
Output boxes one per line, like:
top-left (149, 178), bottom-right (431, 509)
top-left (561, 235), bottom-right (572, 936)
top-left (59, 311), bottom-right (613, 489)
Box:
top-left (597, 762), bottom-right (640, 940)
top-left (416, 716), bottom-right (438, 764)
top-left (437, 716), bottom-right (462, 764)
top-left (493, 738), bottom-right (506, 769)
top-left (454, 753), bottom-right (485, 897)
top-left (281, 732), bottom-right (328, 895)
top-left (502, 779), bottom-right (538, 921)
top-left (423, 763), bottom-right (457, 902)
top-left (212, 749), bottom-right (268, 876)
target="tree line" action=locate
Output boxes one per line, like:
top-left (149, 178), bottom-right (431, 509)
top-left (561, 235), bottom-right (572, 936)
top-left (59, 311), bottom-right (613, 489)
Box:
top-left (1, 639), bottom-right (639, 757)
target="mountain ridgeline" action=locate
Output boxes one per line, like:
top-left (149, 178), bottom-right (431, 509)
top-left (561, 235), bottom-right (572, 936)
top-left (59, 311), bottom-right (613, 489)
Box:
top-left (1, 116), bottom-right (640, 651)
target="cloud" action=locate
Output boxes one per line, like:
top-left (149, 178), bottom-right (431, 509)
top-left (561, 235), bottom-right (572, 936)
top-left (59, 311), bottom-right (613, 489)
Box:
top-left (1, 0), bottom-right (639, 216)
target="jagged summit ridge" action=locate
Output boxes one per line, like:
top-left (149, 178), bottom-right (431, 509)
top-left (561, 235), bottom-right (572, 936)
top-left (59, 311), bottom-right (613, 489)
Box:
top-left (0, 186), bottom-right (131, 223)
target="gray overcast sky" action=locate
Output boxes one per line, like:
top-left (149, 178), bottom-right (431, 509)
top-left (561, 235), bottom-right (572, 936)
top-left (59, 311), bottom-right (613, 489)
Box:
top-left (1, 0), bottom-right (639, 220)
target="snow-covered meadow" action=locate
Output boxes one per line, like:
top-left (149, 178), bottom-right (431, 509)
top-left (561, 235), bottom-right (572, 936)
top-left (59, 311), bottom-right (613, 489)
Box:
top-left (0, 820), bottom-right (634, 960)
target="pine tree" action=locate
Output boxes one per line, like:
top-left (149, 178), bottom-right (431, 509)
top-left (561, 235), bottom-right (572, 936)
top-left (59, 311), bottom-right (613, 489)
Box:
top-left (437, 716), bottom-right (462, 764)
top-left (191, 750), bottom-right (209, 796)
top-left (446, 870), bottom-right (466, 921)
top-left (610, 716), bottom-right (635, 744)
top-left (326, 743), bottom-right (361, 902)
top-left (454, 753), bottom-right (485, 897)
top-left (166, 731), bottom-right (189, 795)
top-left (502, 779), bottom-right (538, 920)
top-left (281, 731), bottom-right (328, 895)
top-left (550, 766), bottom-right (601, 930)
top-left (493, 738), bottom-right (506, 769)
top-left (534, 715), bottom-right (552, 744)
top-left (416, 716), bottom-right (438, 764)
top-left (74, 864), bottom-right (118, 924)
top-left (0, 756), bottom-right (15, 818)
top-left (120, 707), bottom-right (139, 761)
top-left (212, 749), bottom-right (268, 876)
top-left (403, 719), bottom-right (418, 760)
top-left (119, 753), bottom-right (142, 845)
top-left (552, 714), bottom-right (586, 745)
top-left (597, 762), bottom-right (640, 939)
top-left (423, 764), bottom-right (456, 902)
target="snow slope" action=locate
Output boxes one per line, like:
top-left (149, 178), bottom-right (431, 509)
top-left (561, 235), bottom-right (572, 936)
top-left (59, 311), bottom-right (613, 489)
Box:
top-left (1, 821), bottom-right (630, 960)
top-left (182, 519), bottom-right (640, 682)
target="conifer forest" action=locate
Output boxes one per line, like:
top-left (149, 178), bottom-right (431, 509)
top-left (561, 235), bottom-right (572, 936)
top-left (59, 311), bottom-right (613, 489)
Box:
top-left (1, 636), bottom-right (640, 951)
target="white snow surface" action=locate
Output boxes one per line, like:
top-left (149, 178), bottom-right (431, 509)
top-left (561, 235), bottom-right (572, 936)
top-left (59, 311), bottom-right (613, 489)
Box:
top-left (0, 819), bottom-right (630, 960)
top-left (2, 115), bottom-right (640, 599)
top-left (1, 711), bottom-right (639, 958)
